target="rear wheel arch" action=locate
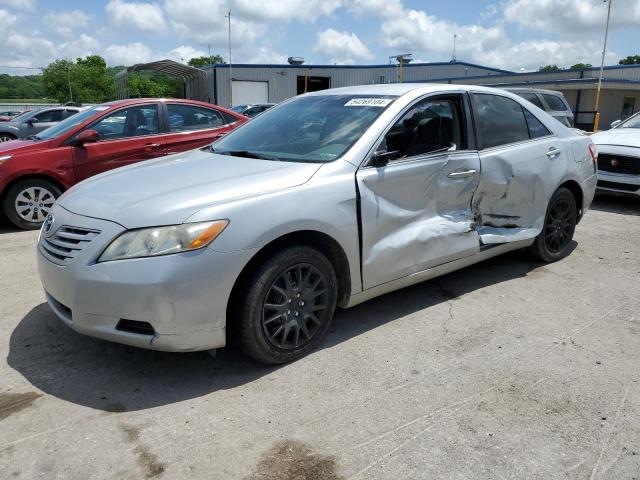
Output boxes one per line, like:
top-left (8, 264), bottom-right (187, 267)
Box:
top-left (227, 230), bottom-right (352, 331)
top-left (558, 180), bottom-right (584, 221)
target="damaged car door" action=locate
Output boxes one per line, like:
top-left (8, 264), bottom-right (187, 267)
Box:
top-left (470, 92), bottom-right (568, 244)
top-left (357, 94), bottom-right (480, 289)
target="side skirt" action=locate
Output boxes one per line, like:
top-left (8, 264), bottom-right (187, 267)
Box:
top-left (344, 238), bottom-right (534, 308)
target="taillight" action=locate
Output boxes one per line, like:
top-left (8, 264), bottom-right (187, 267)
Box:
top-left (588, 143), bottom-right (598, 168)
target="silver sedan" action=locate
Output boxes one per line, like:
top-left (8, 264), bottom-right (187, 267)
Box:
top-left (37, 84), bottom-right (597, 364)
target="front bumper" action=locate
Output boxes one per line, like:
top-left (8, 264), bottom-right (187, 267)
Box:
top-left (37, 205), bottom-right (256, 352)
top-left (595, 145), bottom-right (640, 196)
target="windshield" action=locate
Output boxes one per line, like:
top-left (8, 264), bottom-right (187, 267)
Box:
top-left (618, 112), bottom-right (640, 129)
top-left (231, 105), bottom-right (248, 113)
top-left (213, 94), bottom-right (397, 163)
top-left (36, 105), bottom-right (107, 140)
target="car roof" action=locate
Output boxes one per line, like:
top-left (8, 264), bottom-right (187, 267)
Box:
top-left (505, 87), bottom-right (564, 96)
top-left (306, 83), bottom-right (520, 98)
top-left (102, 98), bottom-right (224, 108)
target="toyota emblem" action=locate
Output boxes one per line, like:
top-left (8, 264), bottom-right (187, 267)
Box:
top-left (43, 214), bottom-right (54, 235)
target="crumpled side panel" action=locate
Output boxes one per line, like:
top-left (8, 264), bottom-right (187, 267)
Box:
top-left (358, 152), bottom-right (481, 289)
top-left (473, 139), bottom-right (564, 244)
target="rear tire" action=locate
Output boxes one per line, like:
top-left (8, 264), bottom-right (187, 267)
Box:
top-left (235, 246), bottom-right (337, 364)
top-left (3, 179), bottom-right (61, 230)
top-left (529, 187), bottom-right (577, 262)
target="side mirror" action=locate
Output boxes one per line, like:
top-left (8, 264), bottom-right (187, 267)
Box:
top-left (610, 119), bottom-right (622, 128)
top-left (370, 149), bottom-right (399, 167)
top-left (75, 129), bottom-right (99, 146)
top-left (25, 118), bottom-right (36, 126)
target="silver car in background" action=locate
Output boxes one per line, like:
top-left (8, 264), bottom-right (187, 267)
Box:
top-left (0, 106), bottom-right (82, 142)
top-left (507, 88), bottom-right (574, 127)
top-left (37, 84), bottom-right (597, 364)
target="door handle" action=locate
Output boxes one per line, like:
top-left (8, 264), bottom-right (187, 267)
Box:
top-left (447, 169), bottom-right (477, 179)
top-left (546, 147), bottom-right (561, 158)
top-left (144, 143), bottom-right (160, 152)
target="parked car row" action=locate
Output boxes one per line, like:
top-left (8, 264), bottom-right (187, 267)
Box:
top-left (0, 99), bottom-right (247, 229)
top-left (36, 84), bottom-right (598, 364)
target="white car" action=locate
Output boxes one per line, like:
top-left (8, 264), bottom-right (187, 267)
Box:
top-left (591, 112), bottom-right (640, 196)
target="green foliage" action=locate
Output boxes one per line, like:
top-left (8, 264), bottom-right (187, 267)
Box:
top-left (127, 73), bottom-right (183, 98)
top-left (570, 63), bottom-right (592, 70)
top-left (42, 55), bottom-right (115, 103)
top-left (0, 74), bottom-right (45, 99)
top-left (187, 55), bottom-right (224, 68)
top-left (618, 55), bottom-right (640, 65)
top-left (538, 65), bottom-right (561, 72)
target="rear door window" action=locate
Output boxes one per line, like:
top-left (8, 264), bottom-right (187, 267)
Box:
top-left (472, 93), bottom-right (530, 149)
top-left (167, 104), bottom-right (226, 132)
top-left (523, 110), bottom-right (552, 139)
top-left (541, 94), bottom-right (568, 111)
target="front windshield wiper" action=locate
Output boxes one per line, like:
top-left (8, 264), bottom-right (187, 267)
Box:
top-left (210, 147), bottom-right (281, 161)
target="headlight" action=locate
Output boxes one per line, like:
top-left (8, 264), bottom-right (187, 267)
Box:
top-left (0, 155), bottom-right (12, 164)
top-left (98, 220), bottom-right (228, 262)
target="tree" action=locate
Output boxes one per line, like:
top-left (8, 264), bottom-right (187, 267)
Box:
top-left (570, 63), bottom-right (592, 70)
top-left (619, 55), bottom-right (640, 65)
top-left (187, 55), bottom-right (224, 68)
top-left (538, 65), bottom-right (561, 72)
top-left (41, 55), bottom-right (115, 103)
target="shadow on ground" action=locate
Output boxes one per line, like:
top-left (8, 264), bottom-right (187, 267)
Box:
top-left (7, 249), bottom-right (557, 413)
top-left (591, 192), bottom-right (640, 216)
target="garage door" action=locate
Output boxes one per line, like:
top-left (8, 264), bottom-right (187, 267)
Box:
top-left (232, 81), bottom-right (268, 106)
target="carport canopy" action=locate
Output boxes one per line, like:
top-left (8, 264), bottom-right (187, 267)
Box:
top-left (115, 59), bottom-right (209, 101)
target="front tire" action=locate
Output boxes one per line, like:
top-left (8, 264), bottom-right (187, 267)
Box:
top-left (3, 179), bottom-right (61, 230)
top-left (0, 133), bottom-right (16, 142)
top-left (236, 246), bottom-right (337, 364)
top-left (529, 187), bottom-right (577, 262)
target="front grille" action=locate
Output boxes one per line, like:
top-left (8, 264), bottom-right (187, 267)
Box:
top-left (597, 153), bottom-right (640, 175)
top-left (40, 225), bottom-right (101, 264)
top-left (597, 180), bottom-right (640, 192)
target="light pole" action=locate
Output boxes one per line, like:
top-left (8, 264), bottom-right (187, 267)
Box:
top-left (389, 54), bottom-right (412, 83)
top-left (452, 34), bottom-right (457, 62)
top-left (67, 62), bottom-right (73, 103)
top-left (225, 10), bottom-right (232, 107)
top-left (593, 0), bottom-right (613, 131)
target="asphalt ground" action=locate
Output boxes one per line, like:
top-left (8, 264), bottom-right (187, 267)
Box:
top-left (1, 192), bottom-right (639, 479)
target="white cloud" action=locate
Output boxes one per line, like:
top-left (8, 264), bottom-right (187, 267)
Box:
top-left (233, 0), bottom-right (342, 21)
top-left (57, 34), bottom-right (101, 60)
top-left (104, 42), bottom-right (158, 65)
top-left (349, 0), bottom-right (403, 17)
top-left (0, 0), bottom-right (35, 11)
top-left (164, 0), bottom-right (262, 47)
top-left (0, 8), bottom-right (18, 32)
top-left (43, 10), bottom-right (91, 38)
top-left (105, 0), bottom-right (166, 32)
top-left (2, 33), bottom-right (56, 68)
top-left (246, 46), bottom-right (288, 64)
top-left (504, 0), bottom-right (640, 32)
top-left (166, 45), bottom-right (207, 63)
top-left (315, 28), bottom-right (373, 63)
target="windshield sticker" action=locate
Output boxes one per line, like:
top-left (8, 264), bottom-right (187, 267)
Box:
top-left (344, 98), bottom-right (393, 107)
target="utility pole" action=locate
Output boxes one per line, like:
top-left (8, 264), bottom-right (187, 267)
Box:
top-left (67, 63), bottom-right (73, 103)
top-left (225, 10), bottom-right (232, 107)
top-left (593, 0), bottom-right (612, 131)
top-left (452, 34), bottom-right (457, 62)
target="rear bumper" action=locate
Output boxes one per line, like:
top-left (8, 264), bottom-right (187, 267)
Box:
top-left (37, 205), bottom-right (256, 352)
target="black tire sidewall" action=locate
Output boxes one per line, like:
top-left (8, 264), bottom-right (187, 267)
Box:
top-left (531, 187), bottom-right (577, 262)
top-left (3, 179), bottom-right (62, 230)
top-left (238, 247), bottom-right (337, 364)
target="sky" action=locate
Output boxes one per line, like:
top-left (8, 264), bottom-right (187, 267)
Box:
top-left (0, 0), bottom-right (639, 75)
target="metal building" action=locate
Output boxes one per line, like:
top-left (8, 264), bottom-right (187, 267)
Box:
top-left (116, 59), bottom-right (640, 130)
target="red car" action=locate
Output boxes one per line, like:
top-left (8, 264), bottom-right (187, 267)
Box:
top-left (0, 98), bottom-right (247, 229)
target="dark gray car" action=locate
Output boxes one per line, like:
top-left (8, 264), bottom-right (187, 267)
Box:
top-left (507, 88), bottom-right (574, 127)
top-left (0, 106), bottom-right (82, 142)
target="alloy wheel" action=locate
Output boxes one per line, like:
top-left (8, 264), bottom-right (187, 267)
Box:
top-left (544, 198), bottom-right (573, 253)
top-left (262, 263), bottom-right (329, 350)
top-left (0, 135), bottom-right (14, 142)
top-left (14, 186), bottom-right (55, 223)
